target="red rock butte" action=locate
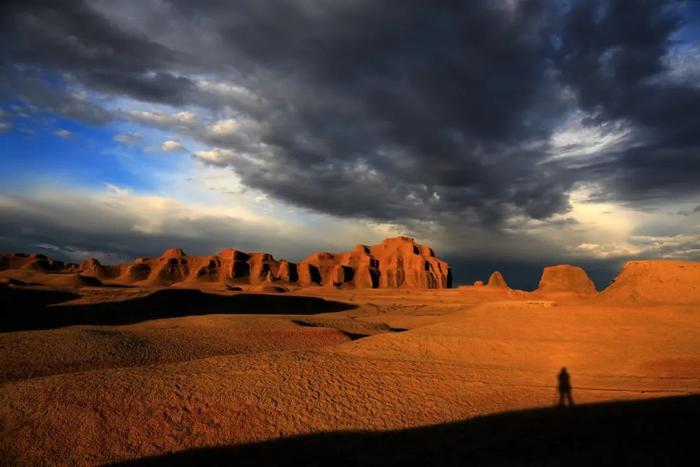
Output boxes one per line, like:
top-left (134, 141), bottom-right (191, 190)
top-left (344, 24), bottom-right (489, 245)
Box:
top-left (536, 264), bottom-right (597, 296)
top-left (0, 237), bottom-right (453, 289)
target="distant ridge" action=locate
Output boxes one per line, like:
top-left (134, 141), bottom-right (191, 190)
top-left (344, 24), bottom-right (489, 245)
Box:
top-left (598, 260), bottom-right (700, 304)
top-left (0, 237), bottom-right (452, 290)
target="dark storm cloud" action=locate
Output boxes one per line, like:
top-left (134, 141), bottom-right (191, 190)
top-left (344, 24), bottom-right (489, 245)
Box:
top-left (556, 0), bottom-right (700, 204)
top-left (0, 0), bottom-right (574, 226)
top-left (0, 0), bottom-right (196, 107)
top-left (182, 0), bottom-right (578, 224)
top-left (0, 64), bottom-right (113, 125)
top-left (1, 0), bottom-right (699, 231)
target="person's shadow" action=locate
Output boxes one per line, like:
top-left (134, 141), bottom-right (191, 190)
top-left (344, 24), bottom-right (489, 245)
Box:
top-left (557, 367), bottom-right (574, 407)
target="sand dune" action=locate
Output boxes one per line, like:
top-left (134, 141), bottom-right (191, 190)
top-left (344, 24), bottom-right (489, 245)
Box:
top-left (0, 315), bottom-right (353, 382)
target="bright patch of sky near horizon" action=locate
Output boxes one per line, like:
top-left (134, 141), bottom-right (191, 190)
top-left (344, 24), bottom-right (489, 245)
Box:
top-left (1, 1), bottom-right (700, 288)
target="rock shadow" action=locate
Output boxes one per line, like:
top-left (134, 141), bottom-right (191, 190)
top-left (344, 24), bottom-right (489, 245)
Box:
top-left (291, 319), bottom-right (408, 341)
top-left (0, 287), bottom-right (357, 332)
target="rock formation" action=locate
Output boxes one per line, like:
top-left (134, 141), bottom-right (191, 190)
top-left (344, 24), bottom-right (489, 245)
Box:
top-left (45, 273), bottom-right (103, 288)
top-left (486, 271), bottom-right (509, 289)
top-left (368, 237), bottom-right (449, 288)
top-left (598, 260), bottom-right (700, 304)
top-left (536, 264), bottom-right (596, 295)
top-left (80, 258), bottom-right (122, 280)
top-left (0, 236), bottom-right (452, 289)
top-left (0, 253), bottom-right (78, 272)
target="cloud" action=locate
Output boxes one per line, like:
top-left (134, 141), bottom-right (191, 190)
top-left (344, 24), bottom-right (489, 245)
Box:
top-left (0, 1), bottom-right (575, 227)
top-left (0, 183), bottom-right (274, 249)
top-left (207, 118), bottom-right (238, 136)
top-left (0, 187), bottom-right (281, 261)
top-left (555, 0), bottom-right (700, 204)
top-left (0, 64), bottom-right (113, 125)
top-left (0, 121), bottom-right (10, 132)
top-left (571, 242), bottom-right (634, 260)
top-left (160, 140), bottom-right (183, 152)
top-left (548, 113), bottom-right (633, 160)
top-left (4, 2), bottom-right (697, 223)
top-left (114, 132), bottom-right (142, 145)
top-left (192, 148), bottom-right (235, 166)
top-left (123, 109), bottom-right (196, 127)
top-left (0, 0), bottom-right (195, 106)
top-left (659, 41), bottom-right (700, 88)
top-left (52, 129), bottom-right (73, 139)
top-left (0, 185), bottom-right (403, 265)
top-left (628, 233), bottom-right (700, 260)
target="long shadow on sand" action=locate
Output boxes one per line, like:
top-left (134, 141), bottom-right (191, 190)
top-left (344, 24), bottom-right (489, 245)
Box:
top-left (0, 286), bottom-right (356, 332)
top-left (117, 394), bottom-right (698, 467)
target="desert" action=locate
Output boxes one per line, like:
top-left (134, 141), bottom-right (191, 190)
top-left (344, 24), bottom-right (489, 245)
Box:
top-left (3, 2), bottom-right (700, 465)
top-left (1, 237), bottom-right (699, 465)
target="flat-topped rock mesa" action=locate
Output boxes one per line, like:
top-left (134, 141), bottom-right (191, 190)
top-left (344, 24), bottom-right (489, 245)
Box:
top-left (368, 237), bottom-right (450, 288)
top-left (536, 264), bottom-right (597, 296)
top-left (292, 236), bottom-right (451, 289)
top-left (0, 237), bottom-right (452, 289)
top-left (598, 260), bottom-right (700, 305)
top-left (296, 237), bottom-right (451, 289)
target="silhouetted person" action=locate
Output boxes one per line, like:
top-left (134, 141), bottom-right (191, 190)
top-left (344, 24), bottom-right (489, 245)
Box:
top-left (557, 367), bottom-right (574, 407)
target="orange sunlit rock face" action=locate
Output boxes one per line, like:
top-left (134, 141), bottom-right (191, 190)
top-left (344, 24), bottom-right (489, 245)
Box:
top-left (0, 236), bottom-right (452, 289)
top-left (536, 264), bottom-right (597, 295)
top-left (2, 249), bottom-right (700, 466)
top-left (486, 271), bottom-right (509, 289)
top-left (598, 260), bottom-right (700, 304)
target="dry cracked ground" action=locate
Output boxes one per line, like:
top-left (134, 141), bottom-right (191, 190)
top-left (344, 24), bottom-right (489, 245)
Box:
top-left (1, 286), bottom-right (699, 465)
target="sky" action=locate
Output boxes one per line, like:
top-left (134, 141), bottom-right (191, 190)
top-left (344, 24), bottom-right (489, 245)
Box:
top-left (1, 0), bottom-right (700, 289)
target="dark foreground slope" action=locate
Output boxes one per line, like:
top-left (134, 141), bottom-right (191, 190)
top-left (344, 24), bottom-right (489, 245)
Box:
top-left (121, 395), bottom-right (698, 467)
top-left (0, 286), bottom-right (355, 332)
